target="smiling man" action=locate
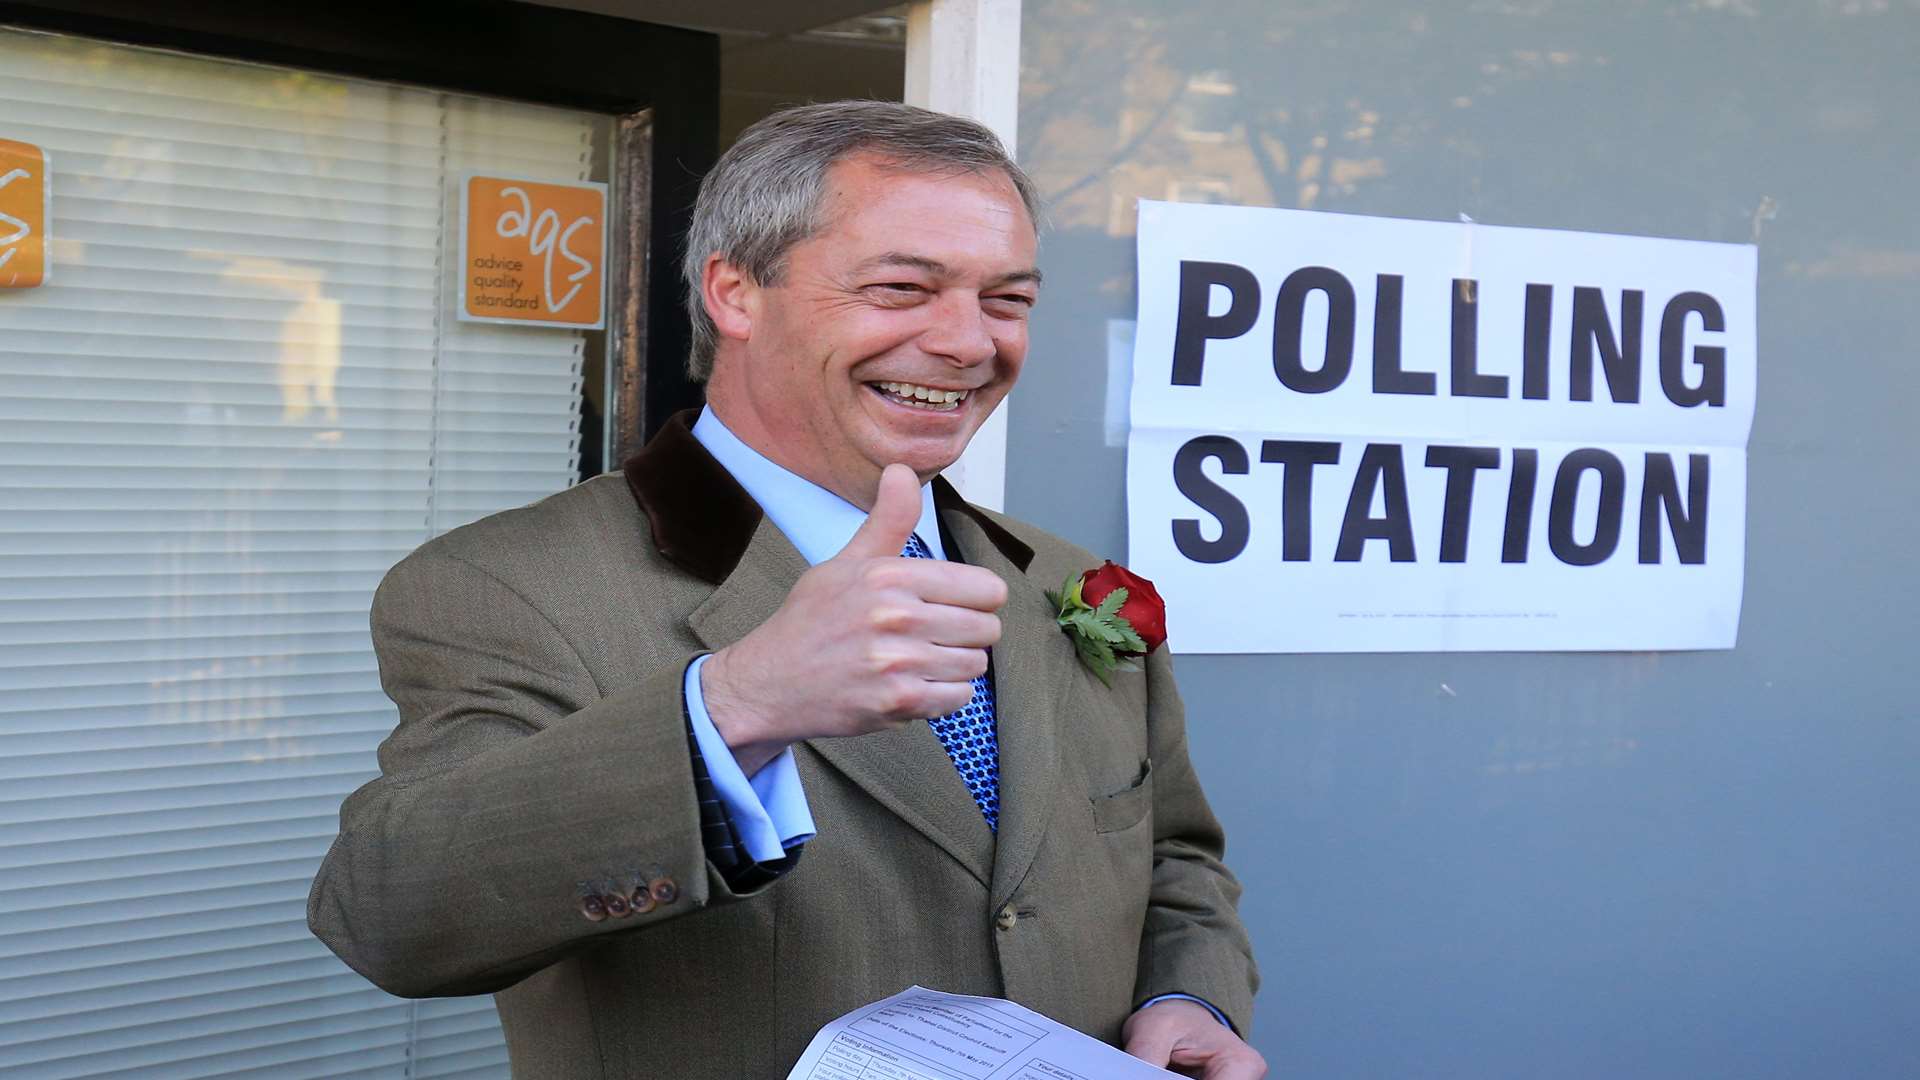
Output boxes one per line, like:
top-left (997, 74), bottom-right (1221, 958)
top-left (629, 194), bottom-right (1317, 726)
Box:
top-left (310, 102), bottom-right (1262, 1079)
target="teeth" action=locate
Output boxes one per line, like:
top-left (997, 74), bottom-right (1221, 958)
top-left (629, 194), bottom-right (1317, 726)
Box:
top-left (876, 381), bottom-right (969, 409)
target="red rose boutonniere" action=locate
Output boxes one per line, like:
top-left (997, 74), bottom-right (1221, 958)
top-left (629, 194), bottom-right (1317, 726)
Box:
top-left (1043, 560), bottom-right (1168, 685)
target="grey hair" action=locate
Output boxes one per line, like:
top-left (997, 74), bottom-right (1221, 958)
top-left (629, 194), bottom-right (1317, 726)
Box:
top-left (680, 100), bottom-right (1041, 381)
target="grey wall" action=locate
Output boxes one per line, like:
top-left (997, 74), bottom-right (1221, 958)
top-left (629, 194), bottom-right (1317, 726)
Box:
top-left (1010, 2), bottom-right (1918, 1076)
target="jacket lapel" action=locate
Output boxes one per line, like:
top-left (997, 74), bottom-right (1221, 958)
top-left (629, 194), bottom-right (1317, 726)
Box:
top-left (800, 706), bottom-right (998, 888)
top-left (932, 481), bottom-right (1078, 914)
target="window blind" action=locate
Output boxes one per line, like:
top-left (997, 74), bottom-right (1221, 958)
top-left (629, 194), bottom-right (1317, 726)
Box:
top-left (0, 27), bottom-right (600, 1079)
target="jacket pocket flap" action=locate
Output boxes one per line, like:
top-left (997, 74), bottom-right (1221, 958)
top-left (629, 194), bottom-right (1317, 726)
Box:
top-left (1090, 757), bottom-right (1153, 833)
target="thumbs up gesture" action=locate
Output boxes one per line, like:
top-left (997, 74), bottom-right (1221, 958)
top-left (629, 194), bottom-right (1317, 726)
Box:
top-left (837, 461), bottom-right (930, 561)
top-left (702, 465), bottom-right (1009, 774)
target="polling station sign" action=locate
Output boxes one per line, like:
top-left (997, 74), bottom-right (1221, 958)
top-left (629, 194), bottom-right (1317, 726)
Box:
top-left (1126, 201), bottom-right (1756, 653)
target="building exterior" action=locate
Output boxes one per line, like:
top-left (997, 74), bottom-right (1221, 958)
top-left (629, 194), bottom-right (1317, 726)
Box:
top-left (1, 1), bottom-right (1915, 1076)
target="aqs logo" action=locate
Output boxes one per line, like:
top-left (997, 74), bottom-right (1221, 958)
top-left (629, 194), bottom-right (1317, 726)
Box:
top-left (0, 139), bottom-right (49, 289)
top-left (460, 174), bottom-right (607, 329)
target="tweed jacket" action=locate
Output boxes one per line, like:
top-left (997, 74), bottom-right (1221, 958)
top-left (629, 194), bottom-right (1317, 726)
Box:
top-left (308, 413), bottom-right (1257, 1078)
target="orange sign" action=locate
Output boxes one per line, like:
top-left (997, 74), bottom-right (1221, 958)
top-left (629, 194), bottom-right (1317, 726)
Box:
top-left (461, 174), bottom-right (606, 328)
top-left (0, 139), bottom-right (49, 289)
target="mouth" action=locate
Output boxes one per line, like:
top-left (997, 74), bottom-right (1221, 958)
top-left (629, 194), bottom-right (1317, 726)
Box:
top-left (867, 380), bottom-right (972, 413)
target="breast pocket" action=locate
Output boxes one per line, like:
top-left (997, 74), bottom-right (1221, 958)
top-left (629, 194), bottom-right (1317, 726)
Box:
top-left (1089, 757), bottom-right (1153, 833)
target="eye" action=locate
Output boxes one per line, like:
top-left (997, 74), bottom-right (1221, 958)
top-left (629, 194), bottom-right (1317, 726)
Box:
top-left (985, 292), bottom-right (1036, 316)
top-left (865, 282), bottom-right (929, 306)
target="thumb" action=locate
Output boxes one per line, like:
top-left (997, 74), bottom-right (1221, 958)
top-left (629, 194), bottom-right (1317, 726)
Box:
top-left (1123, 1026), bottom-right (1177, 1069)
top-left (1122, 1010), bottom-right (1178, 1068)
top-left (837, 463), bottom-right (922, 560)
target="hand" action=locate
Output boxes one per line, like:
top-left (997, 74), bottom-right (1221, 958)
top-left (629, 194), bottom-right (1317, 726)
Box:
top-left (702, 463), bottom-right (1008, 773)
top-left (1123, 999), bottom-right (1267, 1079)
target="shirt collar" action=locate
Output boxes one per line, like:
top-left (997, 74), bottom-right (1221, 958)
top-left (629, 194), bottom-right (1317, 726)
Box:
top-left (691, 407), bottom-right (947, 566)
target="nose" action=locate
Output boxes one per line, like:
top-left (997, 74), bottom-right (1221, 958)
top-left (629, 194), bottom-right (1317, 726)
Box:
top-left (920, 290), bottom-right (999, 368)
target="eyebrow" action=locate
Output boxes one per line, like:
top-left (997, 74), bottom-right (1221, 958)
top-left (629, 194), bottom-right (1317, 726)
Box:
top-left (852, 251), bottom-right (1043, 288)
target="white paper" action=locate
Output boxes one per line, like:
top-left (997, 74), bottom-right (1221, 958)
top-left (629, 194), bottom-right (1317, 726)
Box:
top-left (1126, 201), bottom-right (1758, 653)
top-left (785, 986), bottom-right (1175, 1080)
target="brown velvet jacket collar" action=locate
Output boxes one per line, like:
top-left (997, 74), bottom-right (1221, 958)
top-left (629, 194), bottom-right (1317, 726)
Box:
top-left (622, 410), bottom-right (1033, 584)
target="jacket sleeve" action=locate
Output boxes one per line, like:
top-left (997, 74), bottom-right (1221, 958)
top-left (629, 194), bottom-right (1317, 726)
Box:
top-left (307, 546), bottom-right (774, 998)
top-left (1131, 646), bottom-right (1262, 1034)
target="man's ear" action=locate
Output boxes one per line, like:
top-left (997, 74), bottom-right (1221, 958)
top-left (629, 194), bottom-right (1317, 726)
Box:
top-left (701, 254), bottom-right (757, 343)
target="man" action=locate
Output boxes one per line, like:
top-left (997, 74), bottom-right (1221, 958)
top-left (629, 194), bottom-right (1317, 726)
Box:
top-left (309, 101), bottom-right (1262, 1078)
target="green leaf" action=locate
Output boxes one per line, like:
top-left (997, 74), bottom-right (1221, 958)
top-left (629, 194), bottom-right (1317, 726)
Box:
top-left (1066, 574), bottom-right (1088, 610)
top-left (1074, 634), bottom-right (1118, 686)
top-left (1079, 630), bottom-right (1116, 667)
top-left (1049, 574), bottom-right (1081, 618)
top-left (1071, 611), bottom-right (1125, 644)
top-left (1093, 585), bottom-right (1127, 620)
top-left (1112, 620), bottom-right (1148, 653)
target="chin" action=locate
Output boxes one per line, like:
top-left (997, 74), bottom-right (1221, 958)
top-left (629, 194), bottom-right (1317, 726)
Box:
top-left (870, 444), bottom-right (964, 480)
top-left (856, 411), bottom-right (988, 475)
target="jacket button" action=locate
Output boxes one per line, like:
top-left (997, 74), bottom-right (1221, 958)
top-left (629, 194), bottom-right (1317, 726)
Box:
top-left (630, 886), bottom-right (657, 915)
top-left (996, 908), bottom-right (1018, 931)
top-left (649, 877), bottom-right (679, 905)
top-left (580, 895), bottom-right (609, 922)
top-left (604, 892), bottom-right (631, 918)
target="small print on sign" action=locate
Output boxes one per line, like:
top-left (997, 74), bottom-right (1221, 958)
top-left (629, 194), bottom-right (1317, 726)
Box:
top-left (0, 138), bottom-right (50, 289)
top-left (460, 174), bottom-right (606, 328)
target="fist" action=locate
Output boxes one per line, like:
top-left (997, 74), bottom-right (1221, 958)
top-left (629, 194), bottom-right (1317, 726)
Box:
top-left (1123, 999), bottom-right (1267, 1079)
top-left (702, 464), bottom-right (1008, 773)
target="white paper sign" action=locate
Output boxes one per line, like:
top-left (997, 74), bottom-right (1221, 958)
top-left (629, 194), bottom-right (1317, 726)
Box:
top-left (1126, 201), bottom-right (1757, 653)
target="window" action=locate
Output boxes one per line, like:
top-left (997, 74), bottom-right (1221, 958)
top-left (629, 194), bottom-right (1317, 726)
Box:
top-left (1175, 70), bottom-right (1238, 142)
top-left (0, 26), bottom-right (612, 1076)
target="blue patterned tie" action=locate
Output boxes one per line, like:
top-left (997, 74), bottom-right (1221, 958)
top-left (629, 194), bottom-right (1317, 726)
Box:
top-left (901, 533), bottom-right (1000, 831)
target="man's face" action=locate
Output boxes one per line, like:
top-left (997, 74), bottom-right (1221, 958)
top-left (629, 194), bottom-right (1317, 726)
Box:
top-left (707, 154), bottom-right (1039, 506)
